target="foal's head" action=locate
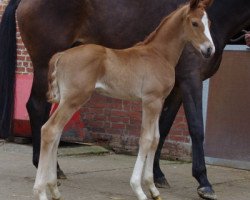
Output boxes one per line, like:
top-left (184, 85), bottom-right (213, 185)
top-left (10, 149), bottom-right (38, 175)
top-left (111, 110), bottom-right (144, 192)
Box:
top-left (184, 0), bottom-right (215, 58)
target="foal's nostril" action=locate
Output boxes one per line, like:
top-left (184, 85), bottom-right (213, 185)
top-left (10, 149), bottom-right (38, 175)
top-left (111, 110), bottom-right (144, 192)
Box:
top-left (202, 47), bottom-right (213, 58)
top-left (207, 47), bottom-right (212, 56)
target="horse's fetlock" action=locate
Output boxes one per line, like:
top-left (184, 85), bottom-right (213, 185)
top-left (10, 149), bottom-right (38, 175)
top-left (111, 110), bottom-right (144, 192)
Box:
top-left (33, 186), bottom-right (48, 200)
top-left (144, 175), bottom-right (153, 186)
top-left (130, 178), bottom-right (140, 190)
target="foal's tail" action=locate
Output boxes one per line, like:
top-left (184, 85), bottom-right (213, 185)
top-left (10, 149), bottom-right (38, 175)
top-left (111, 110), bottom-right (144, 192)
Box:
top-left (0, 0), bottom-right (21, 139)
top-left (47, 53), bottom-right (64, 103)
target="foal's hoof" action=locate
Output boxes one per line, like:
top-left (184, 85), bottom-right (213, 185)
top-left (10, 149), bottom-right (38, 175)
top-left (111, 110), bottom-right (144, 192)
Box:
top-left (197, 186), bottom-right (217, 200)
top-left (152, 195), bottom-right (163, 200)
top-left (154, 177), bottom-right (170, 188)
top-left (57, 169), bottom-right (67, 180)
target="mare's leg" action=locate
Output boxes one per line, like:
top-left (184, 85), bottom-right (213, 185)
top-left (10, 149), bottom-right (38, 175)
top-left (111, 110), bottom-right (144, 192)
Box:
top-left (16, 0), bottom-right (85, 178)
top-left (130, 98), bottom-right (163, 200)
top-left (25, 67), bottom-right (52, 169)
top-left (153, 87), bottom-right (182, 187)
top-left (180, 75), bottom-right (216, 200)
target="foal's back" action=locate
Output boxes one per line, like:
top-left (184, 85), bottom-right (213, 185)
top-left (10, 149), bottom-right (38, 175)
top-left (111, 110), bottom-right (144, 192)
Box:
top-left (49, 44), bottom-right (174, 102)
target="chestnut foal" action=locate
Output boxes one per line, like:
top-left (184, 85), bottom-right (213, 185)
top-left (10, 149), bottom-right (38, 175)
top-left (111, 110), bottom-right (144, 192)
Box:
top-left (34, 1), bottom-right (214, 200)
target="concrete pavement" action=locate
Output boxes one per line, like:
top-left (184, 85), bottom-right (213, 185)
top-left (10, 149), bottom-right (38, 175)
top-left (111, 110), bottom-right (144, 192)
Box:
top-left (0, 142), bottom-right (250, 200)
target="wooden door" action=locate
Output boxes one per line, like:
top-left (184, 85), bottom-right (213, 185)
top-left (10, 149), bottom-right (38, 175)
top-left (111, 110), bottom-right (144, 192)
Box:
top-left (205, 46), bottom-right (250, 169)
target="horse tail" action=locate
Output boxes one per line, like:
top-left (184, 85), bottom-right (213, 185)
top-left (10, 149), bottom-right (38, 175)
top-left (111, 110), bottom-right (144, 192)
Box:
top-left (0, 0), bottom-right (21, 139)
top-left (47, 53), bottom-right (64, 103)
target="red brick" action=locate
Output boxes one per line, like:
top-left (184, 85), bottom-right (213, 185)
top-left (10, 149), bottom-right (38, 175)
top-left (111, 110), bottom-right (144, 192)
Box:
top-left (88, 108), bottom-right (104, 114)
top-left (127, 129), bottom-right (141, 136)
top-left (110, 117), bottom-right (129, 124)
top-left (172, 123), bottom-right (188, 131)
top-left (126, 124), bottom-right (141, 132)
top-left (109, 98), bottom-right (123, 104)
top-left (25, 56), bottom-right (31, 61)
top-left (94, 115), bottom-right (106, 121)
top-left (83, 113), bottom-right (95, 120)
top-left (128, 111), bottom-right (141, 121)
top-left (105, 128), bottom-right (123, 135)
top-left (87, 121), bottom-right (104, 128)
top-left (92, 103), bottom-right (109, 108)
top-left (169, 135), bottom-right (186, 143)
top-left (109, 103), bottom-right (122, 109)
top-left (26, 68), bottom-right (33, 73)
top-left (130, 103), bottom-right (142, 112)
top-left (111, 110), bottom-right (128, 117)
top-left (16, 67), bottom-right (25, 73)
top-left (111, 123), bottom-right (126, 129)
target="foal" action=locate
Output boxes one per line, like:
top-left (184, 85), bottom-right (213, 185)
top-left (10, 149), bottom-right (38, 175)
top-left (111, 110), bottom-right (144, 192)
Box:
top-left (34, 1), bottom-right (214, 200)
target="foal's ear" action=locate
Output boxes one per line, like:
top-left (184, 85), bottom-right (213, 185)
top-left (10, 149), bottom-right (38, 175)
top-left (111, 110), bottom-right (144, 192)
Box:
top-left (200, 0), bottom-right (214, 9)
top-left (189, 0), bottom-right (200, 10)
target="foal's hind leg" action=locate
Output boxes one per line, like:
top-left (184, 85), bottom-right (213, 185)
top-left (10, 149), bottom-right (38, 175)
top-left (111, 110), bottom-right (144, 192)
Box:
top-left (130, 98), bottom-right (163, 200)
top-left (26, 64), bottom-right (66, 180)
top-left (34, 93), bottom-right (91, 200)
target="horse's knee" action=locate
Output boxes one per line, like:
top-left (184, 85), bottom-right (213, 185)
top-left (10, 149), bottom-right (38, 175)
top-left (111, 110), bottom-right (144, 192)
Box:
top-left (140, 136), bottom-right (154, 151)
top-left (151, 134), bottom-right (160, 149)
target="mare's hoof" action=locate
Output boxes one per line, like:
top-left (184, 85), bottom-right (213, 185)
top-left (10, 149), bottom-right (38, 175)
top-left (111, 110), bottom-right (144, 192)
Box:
top-left (197, 186), bottom-right (217, 200)
top-left (57, 169), bottom-right (67, 180)
top-left (154, 177), bottom-right (170, 188)
top-left (52, 198), bottom-right (63, 200)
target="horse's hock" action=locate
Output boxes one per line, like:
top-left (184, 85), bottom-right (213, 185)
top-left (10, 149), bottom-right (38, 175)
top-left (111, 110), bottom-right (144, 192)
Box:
top-left (0, 0), bottom-right (191, 161)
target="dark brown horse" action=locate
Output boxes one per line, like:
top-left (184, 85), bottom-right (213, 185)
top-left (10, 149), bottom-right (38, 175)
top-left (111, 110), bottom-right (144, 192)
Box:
top-left (0, 0), bottom-right (250, 199)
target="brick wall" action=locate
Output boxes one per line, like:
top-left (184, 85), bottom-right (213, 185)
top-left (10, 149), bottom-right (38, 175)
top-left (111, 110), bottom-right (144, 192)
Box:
top-left (0, 1), bottom-right (191, 160)
top-left (82, 93), bottom-right (191, 160)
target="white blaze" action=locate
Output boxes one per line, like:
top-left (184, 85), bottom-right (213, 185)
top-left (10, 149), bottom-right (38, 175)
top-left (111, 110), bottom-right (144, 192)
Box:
top-left (201, 12), bottom-right (215, 54)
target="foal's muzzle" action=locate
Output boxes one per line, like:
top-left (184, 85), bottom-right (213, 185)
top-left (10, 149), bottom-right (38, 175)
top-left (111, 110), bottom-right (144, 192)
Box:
top-left (200, 42), bottom-right (215, 58)
top-left (202, 47), bottom-right (213, 58)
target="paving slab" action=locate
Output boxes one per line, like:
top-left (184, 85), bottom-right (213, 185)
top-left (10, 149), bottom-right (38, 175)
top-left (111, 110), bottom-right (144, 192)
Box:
top-left (0, 142), bottom-right (249, 200)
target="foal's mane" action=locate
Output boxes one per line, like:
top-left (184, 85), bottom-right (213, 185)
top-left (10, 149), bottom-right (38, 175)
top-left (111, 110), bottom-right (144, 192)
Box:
top-left (136, 3), bottom-right (188, 46)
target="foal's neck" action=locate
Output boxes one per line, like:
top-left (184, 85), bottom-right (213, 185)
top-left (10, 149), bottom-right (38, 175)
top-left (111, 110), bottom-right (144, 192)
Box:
top-left (147, 6), bottom-right (187, 68)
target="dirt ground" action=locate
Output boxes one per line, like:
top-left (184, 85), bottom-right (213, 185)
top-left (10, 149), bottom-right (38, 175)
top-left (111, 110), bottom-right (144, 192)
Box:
top-left (0, 142), bottom-right (250, 200)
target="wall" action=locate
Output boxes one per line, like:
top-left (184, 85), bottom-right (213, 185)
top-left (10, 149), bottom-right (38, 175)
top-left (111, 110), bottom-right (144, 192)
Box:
top-left (0, 1), bottom-right (191, 160)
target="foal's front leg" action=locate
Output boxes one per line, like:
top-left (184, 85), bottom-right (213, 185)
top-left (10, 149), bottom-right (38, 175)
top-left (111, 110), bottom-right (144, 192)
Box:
top-left (130, 98), bottom-right (163, 200)
top-left (144, 116), bottom-right (162, 200)
top-left (154, 87), bottom-right (182, 188)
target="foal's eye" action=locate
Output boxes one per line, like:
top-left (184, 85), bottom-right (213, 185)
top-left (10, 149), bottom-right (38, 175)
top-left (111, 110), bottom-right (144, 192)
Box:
top-left (192, 22), bottom-right (199, 27)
